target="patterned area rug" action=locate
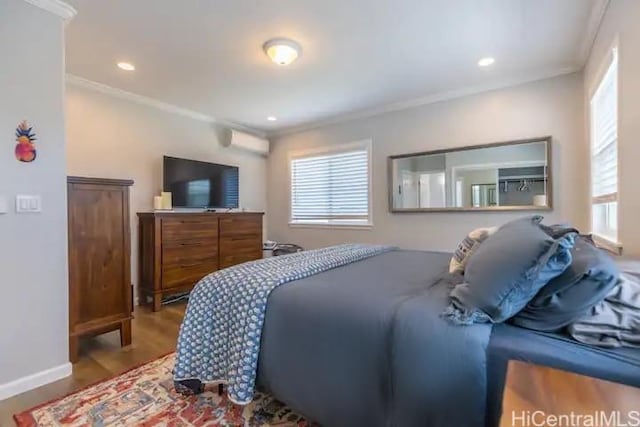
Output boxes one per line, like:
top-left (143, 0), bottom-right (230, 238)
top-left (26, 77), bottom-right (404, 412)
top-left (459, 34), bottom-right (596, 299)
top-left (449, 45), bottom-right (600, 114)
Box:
top-left (14, 353), bottom-right (313, 427)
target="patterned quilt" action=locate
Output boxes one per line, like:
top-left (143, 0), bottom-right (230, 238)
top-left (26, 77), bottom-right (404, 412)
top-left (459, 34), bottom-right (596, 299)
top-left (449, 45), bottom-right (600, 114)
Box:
top-left (173, 244), bottom-right (394, 404)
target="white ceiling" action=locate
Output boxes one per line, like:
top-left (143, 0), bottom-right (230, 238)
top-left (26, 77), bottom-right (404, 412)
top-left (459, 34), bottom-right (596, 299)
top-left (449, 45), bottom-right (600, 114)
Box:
top-left (64, 0), bottom-right (606, 135)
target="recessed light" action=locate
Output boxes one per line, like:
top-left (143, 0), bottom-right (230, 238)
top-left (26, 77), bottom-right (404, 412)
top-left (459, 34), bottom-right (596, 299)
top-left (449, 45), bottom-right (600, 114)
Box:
top-left (267, 116), bottom-right (277, 122)
top-left (263, 38), bottom-right (301, 66)
top-left (478, 57), bottom-right (495, 67)
top-left (117, 62), bottom-right (136, 71)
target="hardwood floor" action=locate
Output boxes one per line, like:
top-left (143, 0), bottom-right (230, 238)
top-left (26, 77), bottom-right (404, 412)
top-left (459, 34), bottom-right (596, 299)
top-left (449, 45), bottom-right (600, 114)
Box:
top-left (500, 360), bottom-right (640, 427)
top-left (3, 301), bottom-right (638, 426)
top-left (0, 302), bottom-right (186, 426)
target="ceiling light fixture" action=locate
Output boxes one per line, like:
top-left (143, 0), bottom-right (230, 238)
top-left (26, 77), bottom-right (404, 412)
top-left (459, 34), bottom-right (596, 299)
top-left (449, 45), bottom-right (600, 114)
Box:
top-left (263, 38), bottom-right (301, 66)
top-left (477, 57), bottom-right (495, 67)
top-left (267, 116), bottom-right (278, 121)
top-left (117, 62), bottom-right (136, 71)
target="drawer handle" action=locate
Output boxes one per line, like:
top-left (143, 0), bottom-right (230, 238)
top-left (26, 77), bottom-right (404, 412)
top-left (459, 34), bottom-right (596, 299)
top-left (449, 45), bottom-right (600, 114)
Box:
top-left (180, 242), bottom-right (202, 247)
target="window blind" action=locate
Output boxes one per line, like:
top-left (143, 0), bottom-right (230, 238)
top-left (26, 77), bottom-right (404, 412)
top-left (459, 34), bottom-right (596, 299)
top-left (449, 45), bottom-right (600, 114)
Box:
top-left (591, 53), bottom-right (618, 200)
top-left (222, 168), bottom-right (240, 208)
top-left (590, 49), bottom-right (618, 242)
top-left (290, 146), bottom-right (370, 225)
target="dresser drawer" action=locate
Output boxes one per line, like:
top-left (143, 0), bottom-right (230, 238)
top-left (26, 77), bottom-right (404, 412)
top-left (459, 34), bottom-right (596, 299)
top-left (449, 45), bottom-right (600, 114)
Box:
top-left (162, 242), bottom-right (218, 266)
top-left (220, 252), bottom-right (262, 269)
top-left (219, 216), bottom-right (262, 237)
top-left (139, 212), bottom-right (264, 312)
top-left (162, 259), bottom-right (217, 289)
top-left (162, 217), bottom-right (218, 242)
top-left (219, 235), bottom-right (261, 255)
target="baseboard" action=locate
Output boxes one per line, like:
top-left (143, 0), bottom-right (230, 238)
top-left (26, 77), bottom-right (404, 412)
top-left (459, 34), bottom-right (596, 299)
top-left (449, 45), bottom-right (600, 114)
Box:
top-left (0, 362), bottom-right (72, 401)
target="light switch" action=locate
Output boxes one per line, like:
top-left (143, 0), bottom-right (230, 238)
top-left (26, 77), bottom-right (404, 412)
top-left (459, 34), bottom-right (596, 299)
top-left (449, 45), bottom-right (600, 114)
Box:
top-left (0, 196), bottom-right (7, 214)
top-left (16, 195), bottom-right (42, 213)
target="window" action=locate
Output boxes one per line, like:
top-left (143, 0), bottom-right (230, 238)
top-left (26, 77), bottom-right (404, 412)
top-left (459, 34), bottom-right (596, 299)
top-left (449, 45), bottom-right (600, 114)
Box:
top-left (590, 48), bottom-right (619, 244)
top-left (290, 141), bottom-right (371, 226)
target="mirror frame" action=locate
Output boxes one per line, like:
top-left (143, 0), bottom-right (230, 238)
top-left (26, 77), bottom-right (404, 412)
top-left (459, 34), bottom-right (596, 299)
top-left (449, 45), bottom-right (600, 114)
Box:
top-left (387, 136), bottom-right (553, 213)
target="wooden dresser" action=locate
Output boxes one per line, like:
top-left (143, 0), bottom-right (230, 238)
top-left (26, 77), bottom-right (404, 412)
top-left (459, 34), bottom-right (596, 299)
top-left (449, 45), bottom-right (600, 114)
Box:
top-left (138, 212), bottom-right (264, 311)
top-left (67, 177), bottom-right (134, 363)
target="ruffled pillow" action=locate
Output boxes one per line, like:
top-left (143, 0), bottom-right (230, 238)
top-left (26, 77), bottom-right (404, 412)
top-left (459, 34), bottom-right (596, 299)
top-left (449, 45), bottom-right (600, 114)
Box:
top-left (444, 216), bottom-right (576, 325)
top-left (512, 236), bottom-right (619, 331)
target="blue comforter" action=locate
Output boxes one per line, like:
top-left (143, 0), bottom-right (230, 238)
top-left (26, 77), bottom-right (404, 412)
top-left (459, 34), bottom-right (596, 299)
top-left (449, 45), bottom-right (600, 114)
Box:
top-left (173, 244), bottom-right (394, 404)
top-left (175, 247), bottom-right (493, 426)
top-left (256, 249), bottom-right (492, 426)
top-left (176, 247), bottom-right (640, 426)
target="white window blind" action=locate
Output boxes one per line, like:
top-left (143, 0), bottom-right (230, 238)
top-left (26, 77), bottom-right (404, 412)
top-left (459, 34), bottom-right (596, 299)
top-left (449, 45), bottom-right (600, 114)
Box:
top-left (290, 142), bottom-right (371, 226)
top-left (590, 48), bottom-right (619, 243)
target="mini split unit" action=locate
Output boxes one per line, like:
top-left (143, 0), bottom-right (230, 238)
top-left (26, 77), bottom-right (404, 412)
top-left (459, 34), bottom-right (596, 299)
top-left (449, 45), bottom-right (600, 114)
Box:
top-left (215, 126), bottom-right (270, 157)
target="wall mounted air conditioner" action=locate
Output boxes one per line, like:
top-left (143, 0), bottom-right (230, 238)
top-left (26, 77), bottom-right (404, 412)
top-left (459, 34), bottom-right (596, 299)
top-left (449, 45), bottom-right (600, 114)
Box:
top-left (216, 126), bottom-right (270, 157)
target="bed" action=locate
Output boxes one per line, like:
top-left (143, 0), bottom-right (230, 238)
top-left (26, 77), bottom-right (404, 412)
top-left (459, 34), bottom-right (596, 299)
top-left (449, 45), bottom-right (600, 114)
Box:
top-left (175, 248), bottom-right (640, 427)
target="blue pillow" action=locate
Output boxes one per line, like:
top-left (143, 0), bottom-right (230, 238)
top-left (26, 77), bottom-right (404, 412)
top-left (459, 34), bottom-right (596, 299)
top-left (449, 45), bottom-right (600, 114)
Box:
top-left (512, 236), bottom-right (619, 331)
top-left (539, 223), bottom-right (581, 239)
top-left (444, 216), bottom-right (576, 324)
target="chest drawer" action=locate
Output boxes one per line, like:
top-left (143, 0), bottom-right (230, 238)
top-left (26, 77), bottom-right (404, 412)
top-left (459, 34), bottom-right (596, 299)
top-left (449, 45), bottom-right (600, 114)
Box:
top-left (139, 211), bottom-right (264, 311)
top-left (162, 241), bottom-right (218, 266)
top-left (162, 217), bottom-right (218, 242)
top-left (219, 216), bottom-right (262, 237)
top-left (162, 259), bottom-right (217, 289)
top-left (219, 235), bottom-right (261, 255)
top-left (220, 252), bottom-right (262, 269)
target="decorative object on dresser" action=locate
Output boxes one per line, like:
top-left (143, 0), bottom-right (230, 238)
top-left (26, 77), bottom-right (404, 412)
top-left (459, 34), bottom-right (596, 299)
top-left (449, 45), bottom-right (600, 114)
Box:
top-left (67, 177), bottom-right (134, 363)
top-left (138, 212), bottom-right (264, 311)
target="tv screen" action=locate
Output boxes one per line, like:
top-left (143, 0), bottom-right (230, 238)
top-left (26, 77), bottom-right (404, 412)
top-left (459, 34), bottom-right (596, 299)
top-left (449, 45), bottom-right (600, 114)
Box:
top-left (163, 156), bottom-right (239, 209)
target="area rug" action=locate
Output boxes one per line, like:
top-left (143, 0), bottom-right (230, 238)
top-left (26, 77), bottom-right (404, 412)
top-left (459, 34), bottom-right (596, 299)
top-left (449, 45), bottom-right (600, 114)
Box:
top-left (14, 353), bottom-right (313, 427)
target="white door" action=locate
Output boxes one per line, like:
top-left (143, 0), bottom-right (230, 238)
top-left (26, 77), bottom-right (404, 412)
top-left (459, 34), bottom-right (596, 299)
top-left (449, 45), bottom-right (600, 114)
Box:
top-left (401, 171), bottom-right (419, 208)
top-left (419, 172), bottom-right (446, 208)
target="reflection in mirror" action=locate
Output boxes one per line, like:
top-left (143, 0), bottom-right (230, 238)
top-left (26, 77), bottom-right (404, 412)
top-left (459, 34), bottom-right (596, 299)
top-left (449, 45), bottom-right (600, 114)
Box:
top-left (389, 138), bottom-right (551, 212)
top-left (471, 184), bottom-right (497, 208)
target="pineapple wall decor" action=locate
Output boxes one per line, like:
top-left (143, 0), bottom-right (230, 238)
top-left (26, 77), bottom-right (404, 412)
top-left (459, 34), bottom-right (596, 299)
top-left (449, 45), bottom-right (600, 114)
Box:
top-left (15, 120), bottom-right (37, 163)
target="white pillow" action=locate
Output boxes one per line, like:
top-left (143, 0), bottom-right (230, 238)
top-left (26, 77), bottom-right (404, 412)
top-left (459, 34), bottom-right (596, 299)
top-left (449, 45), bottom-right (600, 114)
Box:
top-left (449, 227), bottom-right (498, 274)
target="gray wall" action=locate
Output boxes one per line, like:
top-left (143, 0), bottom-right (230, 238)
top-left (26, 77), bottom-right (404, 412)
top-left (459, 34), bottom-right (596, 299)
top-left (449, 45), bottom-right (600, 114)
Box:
top-left (0, 0), bottom-right (69, 387)
top-left (66, 84), bottom-right (269, 300)
top-left (267, 72), bottom-right (588, 251)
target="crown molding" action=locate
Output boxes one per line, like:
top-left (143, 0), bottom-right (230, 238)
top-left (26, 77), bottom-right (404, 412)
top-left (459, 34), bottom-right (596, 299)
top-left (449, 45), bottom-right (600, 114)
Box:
top-left (22, 0), bottom-right (77, 20)
top-left (65, 74), bottom-right (266, 138)
top-left (270, 67), bottom-right (580, 139)
top-left (578, 0), bottom-right (610, 65)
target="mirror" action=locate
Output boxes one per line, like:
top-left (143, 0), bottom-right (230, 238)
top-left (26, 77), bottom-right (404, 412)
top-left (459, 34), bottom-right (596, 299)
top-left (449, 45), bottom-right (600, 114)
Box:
top-left (388, 137), bottom-right (551, 212)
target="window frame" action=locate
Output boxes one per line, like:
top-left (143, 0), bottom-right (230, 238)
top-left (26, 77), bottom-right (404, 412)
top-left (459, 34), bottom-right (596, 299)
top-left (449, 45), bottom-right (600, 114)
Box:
top-left (588, 41), bottom-right (622, 253)
top-left (288, 139), bottom-right (373, 229)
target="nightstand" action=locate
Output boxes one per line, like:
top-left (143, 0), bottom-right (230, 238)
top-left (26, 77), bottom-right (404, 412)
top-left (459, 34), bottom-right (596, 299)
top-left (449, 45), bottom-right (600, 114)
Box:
top-left (500, 361), bottom-right (640, 427)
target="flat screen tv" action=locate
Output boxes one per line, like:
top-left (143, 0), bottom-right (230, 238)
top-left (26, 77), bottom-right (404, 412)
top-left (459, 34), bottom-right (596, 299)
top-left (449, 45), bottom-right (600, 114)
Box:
top-left (163, 156), bottom-right (239, 209)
